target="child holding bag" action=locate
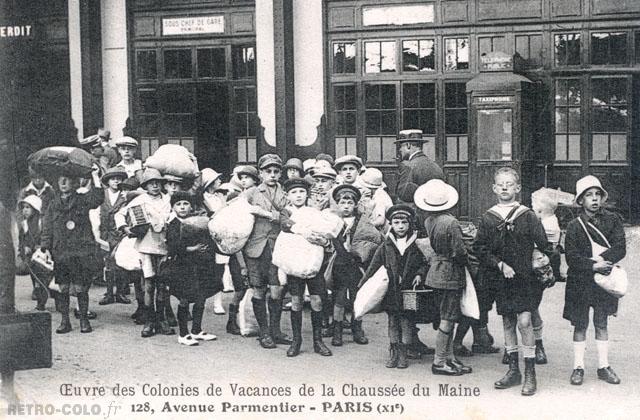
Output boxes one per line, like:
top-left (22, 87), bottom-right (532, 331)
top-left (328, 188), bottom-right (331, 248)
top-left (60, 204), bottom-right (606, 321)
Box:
top-left (415, 180), bottom-right (472, 376)
top-left (564, 175), bottom-right (626, 386)
top-left (358, 204), bottom-right (427, 369)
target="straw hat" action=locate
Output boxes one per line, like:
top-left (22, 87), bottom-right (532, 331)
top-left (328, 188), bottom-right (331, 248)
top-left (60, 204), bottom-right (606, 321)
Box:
top-left (575, 175), bottom-right (608, 204)
top-left (414, 179), bottom-right (459, 212)
top-left (394, 129), bottom-right (427, 144)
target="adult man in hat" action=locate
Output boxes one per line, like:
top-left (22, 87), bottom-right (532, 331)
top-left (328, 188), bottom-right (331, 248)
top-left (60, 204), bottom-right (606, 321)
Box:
top-left (395, 129), bottom-right (443, 357)
top-left (395, 129), bottom-right (444, 204)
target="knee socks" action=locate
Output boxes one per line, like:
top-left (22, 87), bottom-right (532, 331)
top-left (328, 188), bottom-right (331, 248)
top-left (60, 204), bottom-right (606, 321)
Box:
top-left (596, 339), bottom-right (609, 369)
top-left (573, 341), bottom-right (586, 369)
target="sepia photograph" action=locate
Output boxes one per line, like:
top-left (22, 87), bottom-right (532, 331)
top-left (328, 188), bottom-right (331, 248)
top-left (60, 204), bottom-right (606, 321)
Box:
top-left (1, 0), bottom-right (639, 419)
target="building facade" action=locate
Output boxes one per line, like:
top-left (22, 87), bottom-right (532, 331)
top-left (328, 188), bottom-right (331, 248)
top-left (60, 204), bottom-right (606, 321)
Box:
top-left (2, 0), bottom-right (640, 221)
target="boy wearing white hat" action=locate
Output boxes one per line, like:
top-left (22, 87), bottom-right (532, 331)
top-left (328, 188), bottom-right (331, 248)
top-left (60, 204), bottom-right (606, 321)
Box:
top-left (564, 175), bottom-right (625, 386)
top-left (473, 167), bottom-right (553, 396)
top-left (415, 179), bottom-right (472, 377)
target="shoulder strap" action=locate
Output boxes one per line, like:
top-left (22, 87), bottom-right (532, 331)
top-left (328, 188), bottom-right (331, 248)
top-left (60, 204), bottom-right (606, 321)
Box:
top-left (578, 217), bottom-right (611, 248)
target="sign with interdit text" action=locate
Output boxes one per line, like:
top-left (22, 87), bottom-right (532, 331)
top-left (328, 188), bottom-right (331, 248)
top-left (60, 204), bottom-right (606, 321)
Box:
top-left (162, 16), bottom-right (224, 36)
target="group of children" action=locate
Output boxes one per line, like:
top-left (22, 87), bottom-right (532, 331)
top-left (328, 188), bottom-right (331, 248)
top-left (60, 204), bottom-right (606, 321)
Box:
top-left (15, 130), bottom-right (626, 396)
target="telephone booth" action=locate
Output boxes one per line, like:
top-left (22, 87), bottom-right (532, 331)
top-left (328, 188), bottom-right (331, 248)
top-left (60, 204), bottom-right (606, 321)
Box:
top-left (466, 52), bottom-right (539, 220)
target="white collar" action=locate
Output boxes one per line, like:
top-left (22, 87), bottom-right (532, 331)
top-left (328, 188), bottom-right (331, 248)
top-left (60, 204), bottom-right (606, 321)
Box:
top-left (408, 150), bottom-right (421, 160)
top-left (26, 181), bottom-right (51, 195)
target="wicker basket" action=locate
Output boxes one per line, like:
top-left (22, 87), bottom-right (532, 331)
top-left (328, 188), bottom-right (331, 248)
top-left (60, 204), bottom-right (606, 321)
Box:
top-left (402, 287), bottom-right (434, 311)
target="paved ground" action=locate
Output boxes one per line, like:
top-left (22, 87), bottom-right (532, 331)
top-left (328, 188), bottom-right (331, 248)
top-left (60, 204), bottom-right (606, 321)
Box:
top-left (2, 228), bottom-right (640, 419)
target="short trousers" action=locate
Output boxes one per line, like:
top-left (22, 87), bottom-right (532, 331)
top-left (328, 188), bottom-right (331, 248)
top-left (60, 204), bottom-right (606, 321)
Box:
top-left (53, 257), bottom-right (96, 293)
top-left (244, 245), bottom-right (279, 288)
top-left (431, 289), bottom-right (462, 322)
top-left (140, 253), bottom-right (162, 279)
top-left (569, 303), bottom-right (610, 330)
top-left (288, 273), bottom-right (325, 297)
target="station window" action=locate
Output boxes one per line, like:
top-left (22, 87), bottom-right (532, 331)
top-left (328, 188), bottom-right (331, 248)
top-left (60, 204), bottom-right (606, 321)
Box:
top-left (444, 82), bottom-right (468, 162)
top-left (365, 84), bottom-right (397, 162)
top-left (136, 87), bottom-right (160, 160)
top-left (333, 42), bottom-right (356, 74)
top-left (197, 48), bottom-right (226, 78)
top-left (591, 78), bottom-right (628, 161)
top-left (364, 41), bottom-right (396, 73)
top-left (333, 85), bottom-right (357, 158)
top-left (591, 32), bottom-right (627, 65)
top-left (554, 79), bottom-right (581, 161)
top-left (444, 37), bottom-right (469, 71)
top-left (402, 39), bottom-right (435, 72)
top-left (636, 31), bottom-right (640, 64)
top-left (478, 36), bottom-right (505, 58)
top-left (554, 33), bottom-right (581, 66)
top-left (402, 82), bottom-right (436, 159)
top-left (515, 34), bottom-right (543, 68)
top-left (136, 50), bottom-right (157, 80)
top-left (164, 49), bottom-right (192, 79)
top-left (235, 86), bottom-right (258, 163)
top-left (163, 86), bottom-right (195, 153)
top-left (232, 46), bottom-right (256, 79)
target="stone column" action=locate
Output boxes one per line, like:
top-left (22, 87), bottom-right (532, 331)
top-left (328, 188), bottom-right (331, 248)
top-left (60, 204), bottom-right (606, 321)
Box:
top-left (68, 0), bottom-right (83, 140)
top-left (101, 0), bottom-right (130, 139)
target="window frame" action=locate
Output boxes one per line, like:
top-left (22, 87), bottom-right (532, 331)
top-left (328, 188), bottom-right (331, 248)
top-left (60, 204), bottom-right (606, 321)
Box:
top-left (553, 78), bottom-right (582, 162)
top-left (401, 38), bottom-right (436, 73)
top-left (363, 39), bottom-right (398, 74)
top-left (554, 32), bottom-right (582, 67)
top-left (444, 81), bottom-right (469, 163)
top-left (589, 76), bottom-right (630, 163)
top-left (590, 31), bottom-right (629, 66)
top-left (332, 40), bottom-right (357, 75)
top-left (443, 36), bottom-right (470, 72)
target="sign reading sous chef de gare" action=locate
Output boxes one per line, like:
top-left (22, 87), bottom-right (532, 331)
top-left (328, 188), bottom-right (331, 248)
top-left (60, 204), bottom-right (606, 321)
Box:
top-left (162, 16), bottom-right (224, 36)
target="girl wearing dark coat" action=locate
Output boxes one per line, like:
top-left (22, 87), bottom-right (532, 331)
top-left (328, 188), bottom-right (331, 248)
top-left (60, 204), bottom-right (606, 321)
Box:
top-left (358, 204), bottom-right (427, 369)
top-left (165, 192), bottom-right (223, 346)
top-left (564, 175), bottom-right (625, 386)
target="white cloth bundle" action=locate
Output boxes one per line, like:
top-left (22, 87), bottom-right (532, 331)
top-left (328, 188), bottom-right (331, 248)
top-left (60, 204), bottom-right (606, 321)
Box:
top-left (208, 196), bottom-right (255, 255)
top-left (272, 232), bottom-right (324, 279)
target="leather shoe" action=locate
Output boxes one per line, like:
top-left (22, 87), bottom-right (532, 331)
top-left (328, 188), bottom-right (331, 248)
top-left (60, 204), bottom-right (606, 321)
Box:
top-left (273, 333), bottom-right (293, 345)
top-left (597, 366), bottom-right (621, 384)
top-left (74, 309), bottom-right (97, 320)
top-left (259, 334), bottom-right (277, 349)
top-left (98, 295), bottom-right (115, 305)
top-left (432, 363), bottom-right (463, 376)
top-left (570, 368), bottom-right (584, 385)
top-left (448, 358), bottom-right (472, 374)
top-left (453, 344), bottom-right (474, 357)
top-left (115, 294), bottom-right (131, 304)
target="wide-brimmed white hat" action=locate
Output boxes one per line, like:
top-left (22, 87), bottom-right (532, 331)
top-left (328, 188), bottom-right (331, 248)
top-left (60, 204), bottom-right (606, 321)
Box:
top-left (575, 175), bottom-right (608, 204)
top-left (414, 179), bottom-right (459, 212)
top-left (19, 195), bottom-right (43, 213)
top-left (200, 168), bottom-right (222, 190)
top-left (357, 168), bottom-right (386, 190)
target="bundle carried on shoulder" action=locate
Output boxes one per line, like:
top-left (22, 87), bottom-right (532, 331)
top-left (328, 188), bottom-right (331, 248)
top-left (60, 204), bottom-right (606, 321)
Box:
top-left (208, 196), bottom-right (255, 255)
top-left (28, 146), bottom-right (94, 179)
top-left (354, 266), bottom-right (388, 320)
top-left (351, 216), bottom-right (383, 266)
top-left (145, 144), bottom-right (199, 179)
top-left (272, 232), bottom-right (324, 279)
